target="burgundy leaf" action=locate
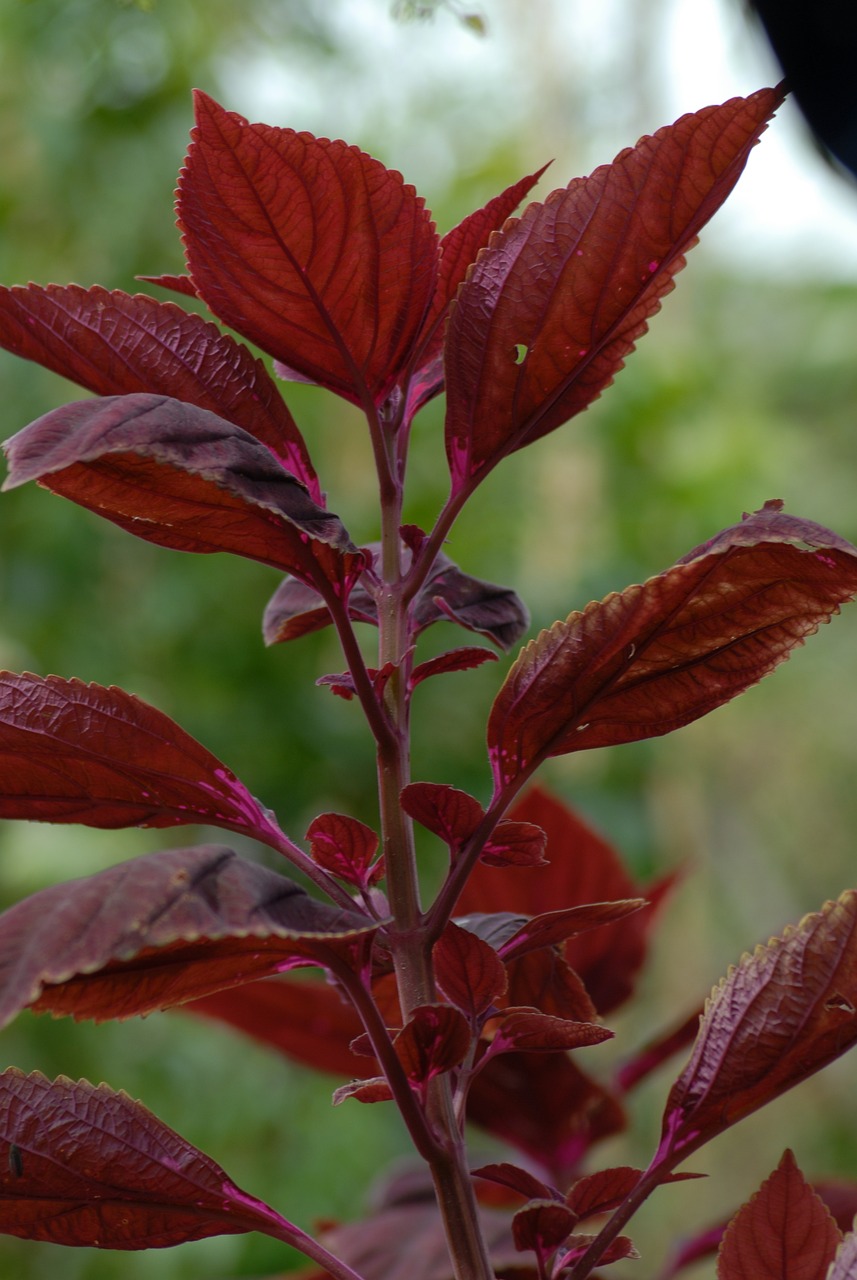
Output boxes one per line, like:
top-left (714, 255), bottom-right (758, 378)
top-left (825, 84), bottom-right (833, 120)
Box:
top-left (499, 899), bottom-right (645, 962)
top-left (496, 1010), bottom-right (640, 1229)
top-left (307, 812), bottom-right (383, 888)
top-left (471, 1163), bottom-right (558, 1205)
top-left (488, 505), bottom-right (857, 789)
top-left (432, 921), bottom-right (507, 1019)
top-left (179, 91), bottom-right (438, 406)
top-left (658, 891), bottom-right (857, 1167)
top-left (453, 911), bottom-right (528, 953)
top-left (444, 87), bottom-right (784, 490)
top-left (480, 820), bottom-right (548, 868)
top-left (504, 950), bottom-right (597, 1024)
top-left (0, 284), bottom-right (319, 495)
top-left (457, 786), bottom-right (671, 1014)
top-left (0, 845), bottom-right (374, 1026)
top-left (401, 782), bottom-right (484, 851)
top-left (483, 1007), bottom-right (612, 1055)
top-left (2, 393), bottom-right (359, 585)
top-left (556, 1233), bottom-right (639, 1270)
top-left (565, 1166), bottom-right (701, 1222)
top-left (716, 1150), bottom-right (841, 1280)
top-left (263, 546), bottom-right (528, 651)
top-left (137, 272), bottom-right (198, 297)
top-left (0, 672), bottom-right (283, 844)
top-left (411, 647), bottom-right (499, 688)
top-left (512, 1199), bottom-right (577, 1256)
top-left (185, 976), bottom-right (371, 1078)
top-left (0, 1068), bottom-right (299, 1249)
top-left (393, 1004), bottom-right (471, 1087)
top-left (404, 165), bottom-right (549, 421)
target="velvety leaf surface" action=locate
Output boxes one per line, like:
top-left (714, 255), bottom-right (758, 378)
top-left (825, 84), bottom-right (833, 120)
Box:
top-left (179, 91), bottom-right (438, 406)
top-left (444, 87), bottom-right (783, 489)
top-left (0, 845), bottom-right (374, 1026)
top-left (432, 921), bottom-right (508, 1019)
top-left (403, 165), bottom-right (549, 420)
top-left (0, 673), bottom-right (284, 844)
top-left (263, 547), bottom-right (528, 650)
top-left (2, 393), bottom-right (357, 582)
top-left (488, 505), bottom-right (857, 788)
top-left (659, 892), bottom-right (857, 1165)
top-left (716, 1150), bottom-right (841, 1280)
top-left (0, 1069), bottom-right (292, 1248)
top-left (185, 976), bottom-right (371, 1078)
top-left (457, 786), bottom-right (670, 1014)
top-left (0, 284), bottom-right (319, 495)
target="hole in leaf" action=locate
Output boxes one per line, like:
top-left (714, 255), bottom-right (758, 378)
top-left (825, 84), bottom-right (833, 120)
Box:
top-left (513, 343), bottom-right (528, 365)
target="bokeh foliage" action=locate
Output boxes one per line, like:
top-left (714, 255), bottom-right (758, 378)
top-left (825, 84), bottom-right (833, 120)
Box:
top-left (2, 2), bottom-right (857, 1276)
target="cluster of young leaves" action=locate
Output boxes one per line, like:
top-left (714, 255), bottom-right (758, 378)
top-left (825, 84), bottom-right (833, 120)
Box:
top-left (1, 81), bottom-right (857, 1280)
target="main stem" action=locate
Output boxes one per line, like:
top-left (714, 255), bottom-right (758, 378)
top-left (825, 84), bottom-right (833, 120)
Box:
top-left (373, 418), bottom-right (495, 1280)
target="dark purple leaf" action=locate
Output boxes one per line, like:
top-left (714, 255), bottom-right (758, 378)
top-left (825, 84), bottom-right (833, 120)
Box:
top-left (488, 505), bottom-right (857, 789)
top-left (658, 891), bottom-right (857, 1167)
top-left (0, 284), bottom-right (319, 496)
top-left (716, 1150), bottom-right (841, 1280)
top-left (471, 1163), bottom-right (558, 1205)
top-left (179, 91), bottom-right (438, 406)
top-left (432, 921), bottom-right (507, 1019)
top-left (555, 1233), bottom-right (638, 1270)
top-left (401, 782), bottom-right (484, 851)
top-left (0, 672), bottom-right (284, 844)
top-left (0, 845), bottom-right (374, 1026)
top-left (2, 393), bottom-right (359, 585)
top-left (444, 88), bottom-right (784, 490)
top-left (499, 900), bottom-right (645, 962)
top-left (565, 1166), bottom-right (701, 1222)
top-left (504, 950), bottom-right (597, 1024)
top-left (0, 1069), bottom-right (301, 1249)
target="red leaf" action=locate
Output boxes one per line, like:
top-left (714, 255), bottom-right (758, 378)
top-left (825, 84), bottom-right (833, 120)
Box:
top-left (556, 1233), bottom-right (639, 1270)
top-left (307, 812), bottom-right (383, 888)
top-left (488, 505), bottom-right (857, 789)
top-left (566, 1166), bottom-right (702, 1222)
top-left (512, 1199), bottom-right (576, 1257)
top-left (504, 950), bottom-right (597, 1024)
top-left (467, 1052), bottom-right (625, 1180)
top-left (481, 820), bottom-right (548, 868)
top-left (0, 284), bottom-right (319, 497)
top-left (2, 393), bottom-right (359, 585)
top-left (444, 88), bottom-right (783, 490)
top-left (411, 647), bottom-right (499, 688)
top-left (483, 1007), bottom-right (612, 1055)
top-left (179, 91), bottom-right (438, 406)
top-left (471, 1162), bottom-right (558, 1205)
top-left (0, 673), bottom-right (283, 844)
top-left (401, 782), bottom-right (484, 851)
top-left (433, 921), bottom-right (507, 1019)
top-left (393, 1004), bottom-right (471, 1087)
top-left (0, 1068), bottom-right (297, 1249)
top-left (137, 272), bottom-right (197, 297)
top-left (659, 892), bottom-right (857, 1166)
top-left (457, 786), bottom-right (669, 1014)
top-left (716, 1150), bottom-right (841, 1280)
top-left (499, 899), bottom-right (645, 962)
top-left (404, 164), bottom-right (549, 420)
top-left (186, 976), bottom-right (370, 1077)
top-left (332, 1078), bottom-right (393, 1106)
top-left (0, 845), bottom-right (375, 1026)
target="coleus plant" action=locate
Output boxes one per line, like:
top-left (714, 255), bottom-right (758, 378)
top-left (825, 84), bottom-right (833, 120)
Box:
top-left (0, 81), bottom-right (856, 1280)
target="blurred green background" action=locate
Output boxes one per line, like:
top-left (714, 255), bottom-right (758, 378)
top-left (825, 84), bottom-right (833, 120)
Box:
top-left (2, 1), bottom-right (857, 1277)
